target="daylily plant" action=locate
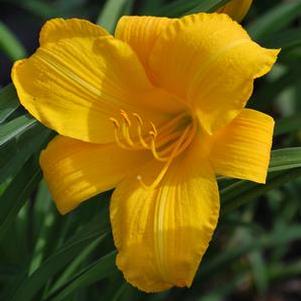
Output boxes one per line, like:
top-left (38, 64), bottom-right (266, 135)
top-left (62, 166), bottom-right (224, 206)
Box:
top-left (12, 1), bottom-right (279, 293)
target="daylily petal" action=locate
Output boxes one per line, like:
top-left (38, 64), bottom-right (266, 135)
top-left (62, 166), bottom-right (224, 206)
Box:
top-left (115, 16), bottom-right (174, 74)
top-left (149, 13), bottom-right (279, 133)
top-left (111, 139), bottom-right (219, 292)
top-left (12, 18), bottom-right (181, 144)
top-left (39, 17), bottom-right (109, 45)
top-left (217, 0), bottom-right (253, 22)
top-left (40, 135), bottom-right (151, 214)
top-left (209, 109), bottom-right (274, 183)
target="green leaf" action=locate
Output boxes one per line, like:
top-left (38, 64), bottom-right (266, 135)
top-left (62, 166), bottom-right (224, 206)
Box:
top-left (9, 231), bottom-right (106, 301)
top-left (220, 147), bottom-right (301, 213)
top-left (96, 0), bottom-right (134, 33)
top-left (248, 251), bottom-right (268, 294)
top-left (221, 168), bottom-right (301, 215)
top-left (48, 238), bottom-right (102, 294)
top-left (269, 148), bottom-right (301, 172)
top-left (268, 260), bottom-right (301, 282)
top-left (157, 0), bottom-right (230, 17)
top-left (274, 114), bottom-right (301, 136)
top-left (261, 27), bottom-right (301, 50)
top-left (185, 0), bottom-right (230, 15)
top-left (44, 251), bottom-right (116, 301)
top-left (7, 0), bottom-right (63, 19)
top-left (28, 210), bottom-right (56, 276)
top-left (109, 282), bottom-right (142, 301)
top-left (197, 273), bottom-right (246, 301)
top-left (0, 115), bottom-right (37, 147)
top-left (0, 159), bottom-right (41, 240)
top-left (4, 0), bottom-right (98, 19)
top-left (140, 0), bottom-right (164, 14)
top-left (252, 64), bottom-right (301, 111)
top-left (0, 21), bottom-right (26, 61)
top-left (0, 84), bottom-right (19, 124)
top-left (220, 147), bottom-right (301, 212)
top-left (0, 124), bottom-right (50, 183)
top-left (199, 224), bottom-right (301, 278)
top-left (248, 0), bottom-right (301, 40)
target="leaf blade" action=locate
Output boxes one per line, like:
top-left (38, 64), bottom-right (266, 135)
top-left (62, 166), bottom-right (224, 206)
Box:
top-left (96, 0), bottom-right (134, 33)
top-left (248, 0), bottom-right (301, 40)
top-left (157, 0), bottom-right (230, 17)
top-left (0, 115), bottom-right (37, 147)
top-left (0, 84), bottom-right (19, 124)
top-left (0, 21), bottom-right (26, 61)
top-left (9, 231), bottom-right (107, 301)
top-left (44, 251), bottom-right (116, 301)
top-left (0, 159), bottom-right (41, 240)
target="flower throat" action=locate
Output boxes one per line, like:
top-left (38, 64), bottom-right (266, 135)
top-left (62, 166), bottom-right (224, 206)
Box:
top-left (110, 110), bottom-right (197, 189)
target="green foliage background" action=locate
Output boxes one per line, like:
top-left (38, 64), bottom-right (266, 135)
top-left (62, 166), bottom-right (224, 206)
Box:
top-left (0, 0), bottom-right (301, 300)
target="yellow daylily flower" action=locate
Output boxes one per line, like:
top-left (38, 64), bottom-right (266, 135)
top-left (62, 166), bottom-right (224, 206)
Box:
top-left (12, 13), bottom-right (279, 292)
top-left (218, 0), bottom-right (253, 22)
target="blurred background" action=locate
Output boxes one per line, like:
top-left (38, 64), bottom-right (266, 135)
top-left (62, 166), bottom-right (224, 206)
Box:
top-left (0, 0), bottom-right (301, 300)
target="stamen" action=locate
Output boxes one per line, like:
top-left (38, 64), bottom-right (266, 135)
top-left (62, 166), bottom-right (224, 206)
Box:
top-left (109, 117), bottom-right (132, 149)
top-left (155, 131), bottom-right (182, 151)
top-left (157, 112), bottom-right (187, 133)
top-left (120, 110), bottom-right (135, 146)
top-left (120, 110), bottom-right (131, 126)
top-left (133, 112), bottom-right (151, 149)
top-left (137, 125), bottom-right (192, 190)
top-left (150, 137), bottom-right (169, 162)
top-left (150, 121), bottom-right (158, 136)
top-left (173, 120), bottom-right (197, 155)
top-left (110, 110), bottom-right (197, 189)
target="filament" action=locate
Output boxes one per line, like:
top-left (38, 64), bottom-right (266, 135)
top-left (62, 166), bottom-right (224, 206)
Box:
top-left (110, 110), bottom-right (196, 188)
top-left (137, 125), bottom-right (192, 190)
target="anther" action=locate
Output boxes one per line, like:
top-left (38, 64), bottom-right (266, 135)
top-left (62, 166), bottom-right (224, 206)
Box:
top-left (109, 117), bottom-right (131, 149)
top-left (133, 113), bottom-right (143, 125)
top-left (109, 117), bottom-right (120, 129)
top-left (120, 109), bottom-right (131, 126)
top-left (150, 121), bottom-right (158, 136)
top-left (110, 111), bottom-right (196, 188)
top-left (133, 112), bottom-right (151, 149)
top-left (119, 110), bottom-right (135, 146)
